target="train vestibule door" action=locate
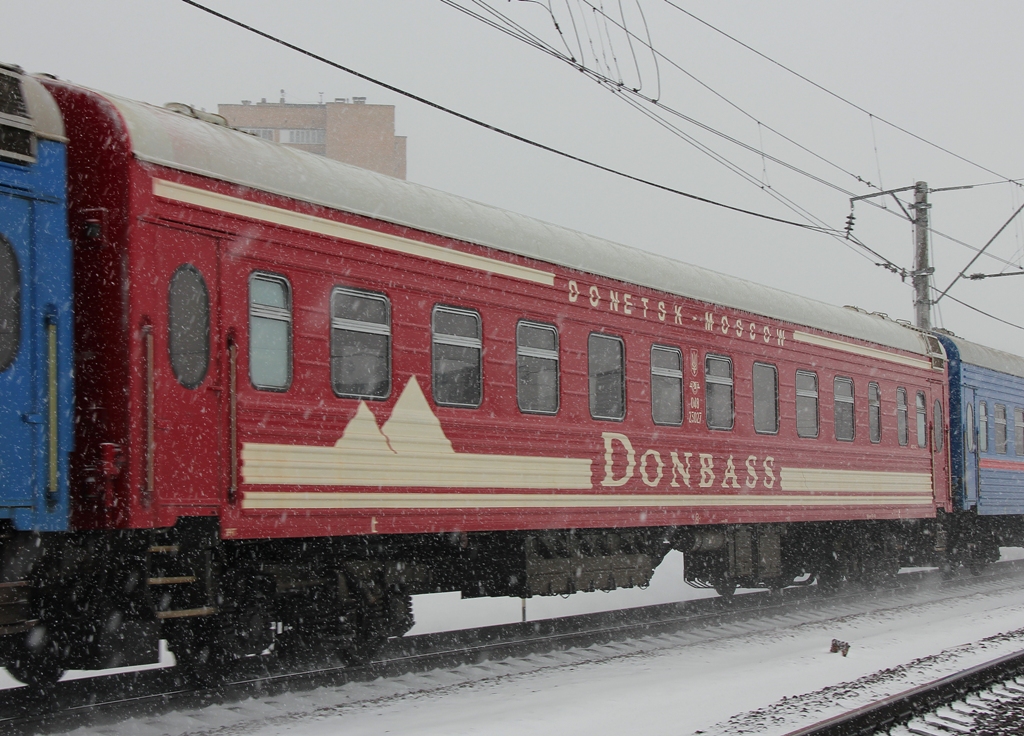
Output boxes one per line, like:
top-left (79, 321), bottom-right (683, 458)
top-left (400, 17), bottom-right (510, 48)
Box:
top-left (148, 225), bottom-right (223, 510)
top-left (962, 386), bottom-right (979, 508)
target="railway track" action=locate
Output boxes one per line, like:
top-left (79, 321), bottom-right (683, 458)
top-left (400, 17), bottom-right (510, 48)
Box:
top-left (784, 648), bottom-right (1024, 736)
top-left (4, 559), bottom-right (1024, 735)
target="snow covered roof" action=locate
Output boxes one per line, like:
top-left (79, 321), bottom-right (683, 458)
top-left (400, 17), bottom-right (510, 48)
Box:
top-left (104, 90), bottom-right (932, 358)
top-left (21, 74), bottom-right (65, 142)
top-left (946, 335), bottom-right (1024, 379)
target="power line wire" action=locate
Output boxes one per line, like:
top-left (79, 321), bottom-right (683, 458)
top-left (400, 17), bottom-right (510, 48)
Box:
top-left (177, 0), bottom-right (836, 234)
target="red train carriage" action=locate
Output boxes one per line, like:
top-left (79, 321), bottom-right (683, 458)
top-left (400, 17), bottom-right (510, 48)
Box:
top-left (4, 77), bottom-right (951, 685)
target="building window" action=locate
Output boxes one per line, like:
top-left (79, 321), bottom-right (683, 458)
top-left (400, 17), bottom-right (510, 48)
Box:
top-left (1015, 408), bottom-right (1024, 456)
top-left (896, 388), bottom-right (908, 446)
top-left (934, 400), bottom-right (944, 453)
top-left (834, 377), bottom-right (855, 442)
top-left (966, 402), bottom-right (975, 452)
top-left (239, 127), bottom-right (275, 141)
top-left (517, 321), bottom-right (558, 415)
top-left (280, 128), bottom-right (326, 145)
top-left (168, 264), bottom-right (210, 389)
top-left (916, 391), bottom-right (927, 448)
top-left (705, 355), bottom-right (734, 431)
top-left (331, 287), bottom-right (391, 400)
top-left (249, 272), bottom-right (292, 390)
top-left (752, 362), bottom-right (778, 435)
top-left (651, 345), bottom-right (683, 426)
top-left (995, 404), bottom-right (1007, 454)
top-left (0, 235), bottom-right (19, 373)
top-left (979, 401), bottom-right (989, 452)
top-left (589, 333), bottom-right (625, 420)
top-left (432, 306), bottom-right (482, 408)
top-left (796, 370), bottom-right (819, 438)
top-left (868, 382), bottom-right (881, 443)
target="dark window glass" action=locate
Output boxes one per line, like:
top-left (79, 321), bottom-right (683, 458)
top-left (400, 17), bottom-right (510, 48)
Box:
top-left (916, 391), bottom-right (927, 449)
top-left (994, 404), bottom-right (1007, 454)
top-left (249, 273), bottom-right (292, 390)
top-left (589, 333), bottom-right (624, 420)
top-left (517, 321), bottom-right (558, 414)
top-left (433, 306), bottom-right (482, 408)
top-left (0, 235), bottom-right (19, 372)
top-left (934, 400), bottom-right (944, 453)
top-left (796, 370), bottom-right (818, 438)
top-left (966, 402), bottom-right (975, 452)
top-left (331, 287), bottom-right (391, 399)
top-left (979, 401), bottom-right (989, 453)
top-left (705, 355), bottom-right (734, 430)
top-left (1016, 408), bottom-right (1024, 456)
top-left (835, 377), bottom-right (855, 441)
top-left (896, 388), bottom-right (908, 446)
top-left (753, 362), bottom-right (778, 434)
top-left (868, 382), bottom-right (881, 443)
top-left (651, 345), bottom-right (683, 426)
top-left (168, 264), bottom-right (210, 389)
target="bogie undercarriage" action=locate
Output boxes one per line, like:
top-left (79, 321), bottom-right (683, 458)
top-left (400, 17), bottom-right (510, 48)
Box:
top-left (1, 512), bottom-right (1022, 687)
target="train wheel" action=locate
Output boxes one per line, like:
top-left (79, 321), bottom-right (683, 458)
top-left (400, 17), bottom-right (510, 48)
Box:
top-left (6, 626), bottom-right (64, 689)
top-left (713, 580), bottom-right (736, 598)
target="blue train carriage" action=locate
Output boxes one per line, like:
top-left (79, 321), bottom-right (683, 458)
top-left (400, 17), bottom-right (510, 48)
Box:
top-left (0, 64), bottom-right (73, 533)
top-left (935, 332), bottom-right (1024, 565)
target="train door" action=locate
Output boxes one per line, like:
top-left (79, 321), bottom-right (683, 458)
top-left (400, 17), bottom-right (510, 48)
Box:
top-left (962, 386), bottom-right (979, 508)
top-left (150, 226), bottom-right (222, 509)
top-left (0, 193), bottom-right (36, 513)
top-left (929, 380), bottom-right (950, 508)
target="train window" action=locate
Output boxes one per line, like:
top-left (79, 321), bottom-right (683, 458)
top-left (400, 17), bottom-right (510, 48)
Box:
top-left (1015, 408), bottom-right (1024, 455)
top-left (705, 355), bottom-right (734, 431)
top-left (517, 321), bottom-right (559, 414)
top-left (796, 370), bottom-right (818, 438)
top-left (868, 382), bottom-right (881, 443)
top-left (589, 333), bottom-right (625, 420)
top-left (0, 235), bottom-right (19, 373)
top-left (979, 402), bottom-right (989, 452)
top-left (994, 404), bottom-right (1007, 454)
top-left (934, 400), bottom-right (944, 453)
top-left (651, 345), bottom-right (683, 426)
top-left (916, 391), bottom-right (927, 448)
top-left (167, 264), bottom-right (210, 389)
top-left (331, 287), bottom-right (391, 400)
top-left (432, 306), bottom-right (482, 408)
top-left (752, 362), bottom-right (778, 435)
top-left (896, 388), bottom-right (908, 446)
top-left (834, 377), bottom-right (855, 442)
top-left (966, 402), bottom-right (976, 452)
top-left (249, 273), bottom-right (292, 391)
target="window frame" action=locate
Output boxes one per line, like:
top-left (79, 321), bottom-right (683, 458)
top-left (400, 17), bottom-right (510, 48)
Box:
top-left (431, 304), bottom-right (483, 409)
top-left (1016, 408), bottom-right (1024, 456)
top-left (248, 271), bottom-right (293, 392)
top-left (916, 391), bottom-right (927, 449)
top-left (979, 401), bottom-right (989, 453)
top-left (167, 263), bottom-right (210, 390)
top-left (704, 354), bottom-right (734, 431)
top-left (0, 234), bottom-right (19, 373)
top-left (795, 369), bottom-right (819, 439)
top-left (516, 320), bottom-right (559, 415)
top-left (896, 388), bottom-right (909, 446)
top-left (994, 403), bottom-right (1007, 454)
top-left (868, 382), bottom-right (881, 444)
top-left (934, 399), bottom-right (944, 453)
top-left (330, 285), bottom-right (392, 401)
top-left (752, 362), bottom-right (779, 435)
top-left (834, 376), bottom-right (856, 442)
top-left (588, 332), bottom-right (626, 421)
top-left (966, 401), bottom-right (976, 452)
top-left (650, 344), bottom-right (683, 427)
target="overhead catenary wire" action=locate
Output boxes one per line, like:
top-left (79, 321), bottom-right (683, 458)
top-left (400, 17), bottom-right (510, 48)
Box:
top-left (177, 0), bottom-right (838, 235)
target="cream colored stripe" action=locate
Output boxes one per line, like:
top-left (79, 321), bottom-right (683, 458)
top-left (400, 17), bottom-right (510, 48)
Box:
top-left (240, 491), bottom-right (932, 510)
top-left (792, 331), bottom-right (932, 370)
top-left (152, 179), bottom-right (555, 286)
top-left (780, 467), bottom-right (933, 494)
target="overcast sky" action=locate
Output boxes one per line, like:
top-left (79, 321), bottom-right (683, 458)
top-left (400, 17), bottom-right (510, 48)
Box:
top-left (7, 1), bottom-right (1024, 352)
